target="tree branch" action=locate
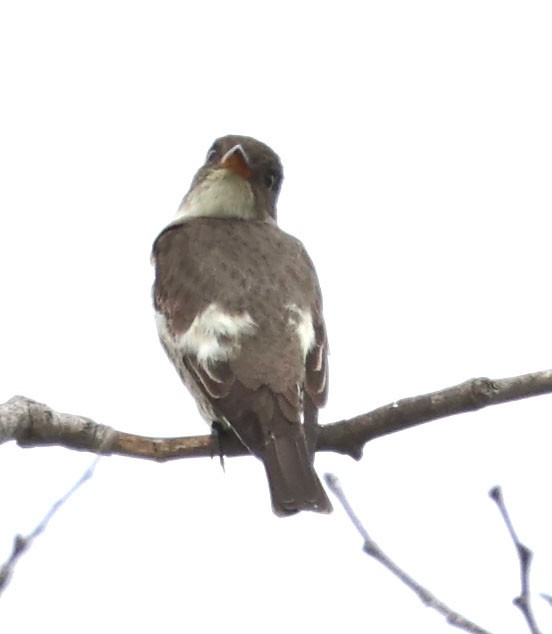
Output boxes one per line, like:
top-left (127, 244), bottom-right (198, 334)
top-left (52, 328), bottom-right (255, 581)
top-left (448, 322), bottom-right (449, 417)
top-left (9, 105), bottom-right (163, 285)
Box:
top-left (1, 369), bottom-right (551, 461)
top-left (320, 370), bottom-right (552, 458)
top-left (325, 473), bottom-right (492, 633)
top-left (489, 486), bottom-right (543, 634)
top-left (0, 458), bottom-right (99, 596)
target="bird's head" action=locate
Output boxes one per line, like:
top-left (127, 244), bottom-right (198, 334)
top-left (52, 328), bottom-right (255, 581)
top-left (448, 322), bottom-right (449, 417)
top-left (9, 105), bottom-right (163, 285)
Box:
top-left (177, 135), bottom-right (284, 223)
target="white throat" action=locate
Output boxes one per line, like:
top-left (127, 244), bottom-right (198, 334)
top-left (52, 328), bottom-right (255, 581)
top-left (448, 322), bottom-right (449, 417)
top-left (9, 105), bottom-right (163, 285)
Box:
top-left (176, 170), bottom-right (256, 220)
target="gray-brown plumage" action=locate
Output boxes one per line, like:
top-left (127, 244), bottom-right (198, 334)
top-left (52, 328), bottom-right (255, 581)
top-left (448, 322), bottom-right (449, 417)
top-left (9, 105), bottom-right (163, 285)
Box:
top-left (152, 135), bottom-right (331, 516)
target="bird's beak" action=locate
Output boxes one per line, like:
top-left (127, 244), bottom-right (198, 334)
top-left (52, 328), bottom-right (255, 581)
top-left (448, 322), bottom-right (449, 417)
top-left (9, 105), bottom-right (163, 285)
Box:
top-left (220, 144), bottom-right (252, 180)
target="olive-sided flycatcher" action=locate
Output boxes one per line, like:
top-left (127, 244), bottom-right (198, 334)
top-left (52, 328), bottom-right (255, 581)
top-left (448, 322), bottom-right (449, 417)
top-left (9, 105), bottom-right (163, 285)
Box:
top-left (152, 135), bottom-right (332, 516)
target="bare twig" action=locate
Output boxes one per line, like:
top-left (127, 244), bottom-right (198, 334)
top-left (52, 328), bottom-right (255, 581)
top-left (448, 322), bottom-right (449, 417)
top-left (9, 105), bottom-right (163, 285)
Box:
top-left (1, 369), bottom-right (551, 462)
top-left (539, 593), bottom-right (552, 607)
top-left (489, 486), bottom-right (543, 634)
top-left (0, 458), bottom-right (99, 596)
top-left (325, 473), bottom-right (493, 634)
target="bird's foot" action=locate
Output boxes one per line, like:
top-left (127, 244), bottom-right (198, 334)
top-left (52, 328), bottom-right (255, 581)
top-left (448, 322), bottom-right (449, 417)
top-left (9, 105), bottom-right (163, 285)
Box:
top-left (210, 421), bottom-right (227, 471)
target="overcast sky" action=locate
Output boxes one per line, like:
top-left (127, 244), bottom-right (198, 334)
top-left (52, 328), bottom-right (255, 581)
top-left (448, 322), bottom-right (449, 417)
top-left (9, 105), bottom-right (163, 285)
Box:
top-left (1, 1), bottom-right (551, 632)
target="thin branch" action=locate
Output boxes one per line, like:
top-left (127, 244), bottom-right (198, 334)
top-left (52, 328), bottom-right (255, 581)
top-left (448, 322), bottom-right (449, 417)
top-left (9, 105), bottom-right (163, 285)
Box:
top-left (540, 594), bottom-right (552, 607)
top-left (0, 458), bottom-right (99, 596)
top-left (1, 369), bottom-right (551, 462)
top-left (489, 486), bottom-right (543, 634)
top-left (320, 370), bottom-right (552, 458)
top-left (324, 473), bottom-right (492, 634)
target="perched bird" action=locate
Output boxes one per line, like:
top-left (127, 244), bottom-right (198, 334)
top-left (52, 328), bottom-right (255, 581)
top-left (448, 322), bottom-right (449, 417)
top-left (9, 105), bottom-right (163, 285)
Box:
top-left (152, 135), bottom-right (332, 516)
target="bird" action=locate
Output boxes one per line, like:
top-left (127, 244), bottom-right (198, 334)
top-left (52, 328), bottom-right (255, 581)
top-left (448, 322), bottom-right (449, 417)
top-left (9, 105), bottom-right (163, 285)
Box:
top-left (151, 135), bottom-right (332, 516)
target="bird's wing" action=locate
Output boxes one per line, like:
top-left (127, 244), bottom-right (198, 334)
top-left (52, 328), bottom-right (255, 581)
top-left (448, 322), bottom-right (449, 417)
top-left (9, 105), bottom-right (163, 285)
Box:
top-left (152, 219), bottom-right (236, 408)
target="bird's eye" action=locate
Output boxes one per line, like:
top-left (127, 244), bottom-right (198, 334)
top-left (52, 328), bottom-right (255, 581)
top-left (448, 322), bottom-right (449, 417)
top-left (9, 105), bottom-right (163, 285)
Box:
top-left (264, 171), bottom-right (278, 190)
top-left (206, 146), bottom-right (218, 162)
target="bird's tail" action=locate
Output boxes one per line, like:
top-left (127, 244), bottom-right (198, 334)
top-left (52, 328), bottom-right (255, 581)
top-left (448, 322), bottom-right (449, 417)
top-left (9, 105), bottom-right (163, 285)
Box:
top-left (261, 433), bottom-right (332, 517)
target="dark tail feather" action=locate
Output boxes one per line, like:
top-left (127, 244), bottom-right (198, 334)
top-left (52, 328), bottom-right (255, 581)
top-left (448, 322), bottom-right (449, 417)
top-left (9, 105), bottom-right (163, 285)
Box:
top-left (262, 434), bottom-right (332, 517)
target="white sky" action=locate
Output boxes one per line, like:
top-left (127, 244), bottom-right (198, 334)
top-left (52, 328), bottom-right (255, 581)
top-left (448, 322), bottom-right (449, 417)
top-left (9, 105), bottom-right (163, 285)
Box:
top-left (1, 1), bottom-right (551, 632)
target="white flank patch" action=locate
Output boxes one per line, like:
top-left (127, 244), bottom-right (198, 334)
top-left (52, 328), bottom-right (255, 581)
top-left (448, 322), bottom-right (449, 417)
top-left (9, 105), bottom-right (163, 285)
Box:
top-left (176, 169), bottom-right (256, 220)
top-left (286, 304), bottom-right (316, 360)
top-left (157, 304), bottom-right (257, 366)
